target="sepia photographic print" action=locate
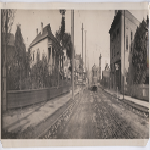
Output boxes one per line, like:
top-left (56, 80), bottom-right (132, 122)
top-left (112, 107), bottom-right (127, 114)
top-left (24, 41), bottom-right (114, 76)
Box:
top-left (0, 2), bottom-right (149, 148)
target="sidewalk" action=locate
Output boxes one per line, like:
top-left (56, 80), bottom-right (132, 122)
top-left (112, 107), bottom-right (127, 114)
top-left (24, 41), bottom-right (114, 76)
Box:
top-left (2, 88), bottom-right (80, 134)
top-left (102, 88), bottom-right (149, 109)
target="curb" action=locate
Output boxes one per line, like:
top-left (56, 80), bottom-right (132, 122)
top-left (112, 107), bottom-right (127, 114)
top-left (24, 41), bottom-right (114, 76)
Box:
top-left (101, 88), bottom-right (149, 115)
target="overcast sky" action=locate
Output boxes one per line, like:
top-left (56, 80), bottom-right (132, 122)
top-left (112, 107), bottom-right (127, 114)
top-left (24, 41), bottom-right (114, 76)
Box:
top-left (11, 10), bottom-right (148, 72)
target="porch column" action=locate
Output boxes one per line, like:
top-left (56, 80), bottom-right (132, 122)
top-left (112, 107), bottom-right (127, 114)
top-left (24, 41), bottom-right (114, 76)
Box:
top-left (59, 54), bottom-right (61, 71)
top-left (50, 45), bottom-right (53, 74)
top-left (54, 50), bottom-right (55, 66)
top-left (59, 54), bottom-right (60, 72)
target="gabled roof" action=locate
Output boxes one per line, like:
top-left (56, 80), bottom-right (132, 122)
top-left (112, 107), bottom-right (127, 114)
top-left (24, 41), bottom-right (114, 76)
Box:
top-left (29, 24), bottom-right (61, 50)
top-left (109, 10), bottom-right (140, 34)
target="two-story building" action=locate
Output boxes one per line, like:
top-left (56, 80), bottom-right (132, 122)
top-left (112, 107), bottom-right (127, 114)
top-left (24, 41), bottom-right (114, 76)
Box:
top-left (109, 10), bottom-right (139, 95)
top-left (29, 22), bottom-right (62, 75)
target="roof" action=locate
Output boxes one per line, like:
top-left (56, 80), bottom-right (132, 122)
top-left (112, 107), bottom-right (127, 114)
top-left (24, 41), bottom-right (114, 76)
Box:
top-left (109, 10), bottom-right (140, 34)
top-left (29, 23), bottom-right (61, 50)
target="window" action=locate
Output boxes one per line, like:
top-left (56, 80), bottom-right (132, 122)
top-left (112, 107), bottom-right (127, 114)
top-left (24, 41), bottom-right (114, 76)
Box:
top-left (114, 45), bottom-right (115, 56)
top-left (112, 49), bottom-right (113, 59)
top-left (48, 48), bottom-right (51, 60)
top-left (33, 52), bottom-right (34, 61)
top-left (117, 28), bottom-right (119, 43)
top-left (37, 49), bottom-right (40, 60)
top-left (3, 81), bottom-right (4, 91)
top-left (126, 35), bottom-right (128, 50)
top-left (131, 31), bottom-right (133, 41)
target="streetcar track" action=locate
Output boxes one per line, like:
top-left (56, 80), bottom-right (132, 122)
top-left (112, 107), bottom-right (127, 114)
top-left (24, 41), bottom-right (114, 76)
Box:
top-left (91, 90), bottom-right (139, 139)
top-left (39, 90), bottom-right (85, 139)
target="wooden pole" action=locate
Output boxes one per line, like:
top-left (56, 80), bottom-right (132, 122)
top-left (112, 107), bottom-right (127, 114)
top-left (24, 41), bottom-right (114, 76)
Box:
top-left (85, 30), bottom-right (87, 73)
top-left (82, 23), bottom-right (84, 88)
top-left (71, 10), bottom-right (74, 100)
top-left (123, 10), bottom-right (125, 100)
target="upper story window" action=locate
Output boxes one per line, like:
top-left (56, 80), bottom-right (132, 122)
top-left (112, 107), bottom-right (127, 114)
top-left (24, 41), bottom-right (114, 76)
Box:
top-left (131, 31), bottom-right (133, 51)
top-left (33, 52), bottom-right (34, 61)
top-left (131, 31), bottom-right (133, 41)
top-left (126, 35), bottom-right (128, 50)
top-left (114, 45), bottom-right (115, 57)
top-left (37, 49), bottom-right (40, 59)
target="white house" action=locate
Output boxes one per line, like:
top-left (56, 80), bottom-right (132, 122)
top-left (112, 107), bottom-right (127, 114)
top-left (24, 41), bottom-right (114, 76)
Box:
top-left (29, 22), bottom-right (62, 74)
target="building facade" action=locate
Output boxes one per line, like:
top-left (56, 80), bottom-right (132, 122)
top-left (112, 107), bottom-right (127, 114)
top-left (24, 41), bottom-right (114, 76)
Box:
top-left (109, 10), bottom-right (139, 94)
top-left (102, 63), bottom-right (110, 89)
top-left (92, 64), bottom-right (98, 85)
top-left (99, 54), bottom-right (102, 83)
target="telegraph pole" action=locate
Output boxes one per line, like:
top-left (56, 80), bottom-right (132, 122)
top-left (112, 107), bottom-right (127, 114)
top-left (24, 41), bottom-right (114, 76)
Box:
top-left (85, 30), bottom-right (87, 72)
top-left (123, 10), bottom-right (125, 100)
top-left (71, 10), bottom-right (74, 100)
top-left (82, 23), bottom-right (84, 88)
top-left (85, 30), bottom-right (87, 88)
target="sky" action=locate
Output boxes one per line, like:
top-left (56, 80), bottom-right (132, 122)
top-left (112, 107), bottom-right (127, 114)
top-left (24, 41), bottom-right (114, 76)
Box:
top-left (11, 10), bottom-right (148, 72)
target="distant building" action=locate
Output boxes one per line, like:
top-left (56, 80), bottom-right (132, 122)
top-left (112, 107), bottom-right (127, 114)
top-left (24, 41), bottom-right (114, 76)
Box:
top-left (99, 54), bottom-right (102, 83)
top-left (102, 63), bottom-right (110, 89)
top-left (75, 54), bottom-right (86, 83)
top-left (109, 10), bottom-right (139, 94)
top-left (29, 22), bottom-right (62, 74)
top-left (63, 49), bottom-right (71, 79)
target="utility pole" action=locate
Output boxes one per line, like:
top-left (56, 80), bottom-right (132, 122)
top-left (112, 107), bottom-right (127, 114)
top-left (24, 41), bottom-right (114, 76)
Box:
top-left (85, 30), bottom-right (87, 72)
top-left (123, 10), bottom-right (125, 100)
top-left (85, 30), bottom-right (87, 88)
top-left (82, 23), bottom-right (84, 88)
top-left (71, 10), bottom-right (74, 100)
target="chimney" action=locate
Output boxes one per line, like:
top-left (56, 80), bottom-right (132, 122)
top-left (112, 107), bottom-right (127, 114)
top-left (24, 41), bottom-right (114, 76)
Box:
top-left (41, 22), bottom-right (43, 34)
top-left (36, 28), bottom-right (38, 36)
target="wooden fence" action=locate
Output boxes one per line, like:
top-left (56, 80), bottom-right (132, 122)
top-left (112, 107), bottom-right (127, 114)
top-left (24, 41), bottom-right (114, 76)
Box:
top-left (7, 86), bottom-right (70, 110)
top-left (131, 84), bottom-right (149, 101)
